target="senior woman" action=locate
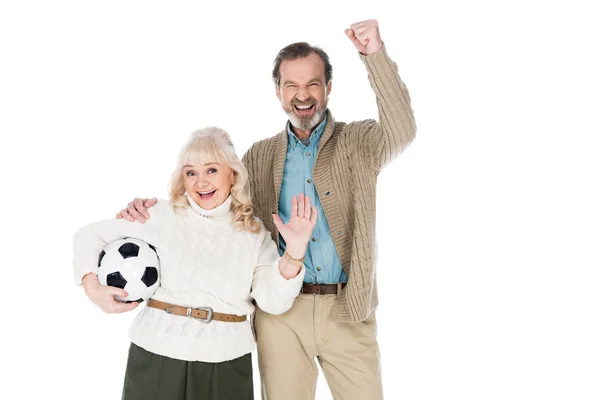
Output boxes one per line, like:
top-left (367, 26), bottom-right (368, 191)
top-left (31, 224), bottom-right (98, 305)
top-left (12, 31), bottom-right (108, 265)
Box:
top-left (73, 126), bottom-right (316, 400)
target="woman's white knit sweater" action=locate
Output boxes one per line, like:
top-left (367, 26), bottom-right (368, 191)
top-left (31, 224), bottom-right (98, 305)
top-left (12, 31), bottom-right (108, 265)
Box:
top-left (73, 195), bottom-right (305, 362)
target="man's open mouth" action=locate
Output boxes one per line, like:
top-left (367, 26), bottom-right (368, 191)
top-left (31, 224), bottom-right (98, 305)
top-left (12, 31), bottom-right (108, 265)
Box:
top-left (294, 104), bottom-right (315, 114)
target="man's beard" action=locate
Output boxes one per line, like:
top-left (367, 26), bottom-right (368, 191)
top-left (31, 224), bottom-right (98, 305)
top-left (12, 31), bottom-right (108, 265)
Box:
top-left (282, 97), bottom-right (328, 131)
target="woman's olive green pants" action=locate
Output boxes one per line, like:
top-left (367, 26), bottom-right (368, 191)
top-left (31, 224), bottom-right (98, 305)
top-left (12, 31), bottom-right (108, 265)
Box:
top-left (122, 343), bottom-right (253, 400)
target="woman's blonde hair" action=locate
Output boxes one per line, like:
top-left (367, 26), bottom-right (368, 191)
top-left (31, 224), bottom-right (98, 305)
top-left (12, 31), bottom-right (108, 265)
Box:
top-left (168, 126), bottom-right (260, 233)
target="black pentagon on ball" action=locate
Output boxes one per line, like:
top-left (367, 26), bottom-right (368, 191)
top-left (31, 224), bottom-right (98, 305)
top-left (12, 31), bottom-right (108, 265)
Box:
top-left (141, 267), bottom-right (159, 287)
top-left (106, 271), bottom-right (128, 289)
top-left (98, 250), bottom-right (106, 266)
top-left (126, 298), bottom-right (144, 304)
top-left (118, 242), bottom-right (140, 259)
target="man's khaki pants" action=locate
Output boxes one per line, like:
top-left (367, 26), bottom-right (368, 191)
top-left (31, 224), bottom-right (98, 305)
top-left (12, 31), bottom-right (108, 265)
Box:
top-left (255, 293), bottom-right (383, 400)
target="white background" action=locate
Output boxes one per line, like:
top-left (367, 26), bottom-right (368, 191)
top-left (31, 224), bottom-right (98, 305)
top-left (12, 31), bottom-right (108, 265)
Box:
top-left (1, 1), bottom-right (599, 399)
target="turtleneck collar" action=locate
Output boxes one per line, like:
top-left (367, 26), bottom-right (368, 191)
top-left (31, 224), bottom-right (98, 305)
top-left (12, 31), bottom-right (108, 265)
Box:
top-left (185, 193), bottom-right (232, 219)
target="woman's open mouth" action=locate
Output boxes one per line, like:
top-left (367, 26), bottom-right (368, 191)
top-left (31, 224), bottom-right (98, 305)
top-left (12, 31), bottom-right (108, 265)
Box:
top-left (198, 190), bottom-right (216, 199)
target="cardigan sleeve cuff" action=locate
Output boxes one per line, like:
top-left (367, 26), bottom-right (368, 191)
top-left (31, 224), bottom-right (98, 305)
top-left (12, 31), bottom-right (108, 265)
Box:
top-left (359, 44), bottom-right (398, 80)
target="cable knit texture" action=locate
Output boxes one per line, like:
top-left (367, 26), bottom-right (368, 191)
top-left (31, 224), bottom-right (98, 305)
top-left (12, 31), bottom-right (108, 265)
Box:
top-left (242, 46), bottom-right (416, 322)
top-left (73, 196), bottom-right (305, 362)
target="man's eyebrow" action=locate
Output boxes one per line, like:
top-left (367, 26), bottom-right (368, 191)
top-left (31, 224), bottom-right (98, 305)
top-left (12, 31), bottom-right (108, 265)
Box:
top-left (282, 78), bottom-right (322, 85)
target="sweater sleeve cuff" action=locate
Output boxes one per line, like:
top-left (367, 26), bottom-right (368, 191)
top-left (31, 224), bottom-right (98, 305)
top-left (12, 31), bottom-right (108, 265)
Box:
top-left (359, 44), bottom-right (397, 79)
top-left (73, 253), bottom-right (99, 285)
top-left (269, 257), bottom-right (305, 297)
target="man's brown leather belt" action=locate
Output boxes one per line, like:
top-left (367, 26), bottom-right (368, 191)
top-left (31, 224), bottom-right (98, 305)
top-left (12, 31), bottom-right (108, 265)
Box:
top-left (147, 299), bottom-right (246, 323)
top-left (300, 283), bottom-right (346, 295)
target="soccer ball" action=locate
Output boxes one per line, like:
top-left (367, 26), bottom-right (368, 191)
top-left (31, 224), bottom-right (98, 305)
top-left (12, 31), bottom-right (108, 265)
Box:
top-left (97, 238), bottom-right (160, 303)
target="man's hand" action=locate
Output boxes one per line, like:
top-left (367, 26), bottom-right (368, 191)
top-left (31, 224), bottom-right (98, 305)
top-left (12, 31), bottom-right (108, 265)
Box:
top-left (82, 273), bottom-right (139, 313)
top-left (345, 19), bottom-right (383, 56)
top-left (116, 197), bottom-right (157, 223)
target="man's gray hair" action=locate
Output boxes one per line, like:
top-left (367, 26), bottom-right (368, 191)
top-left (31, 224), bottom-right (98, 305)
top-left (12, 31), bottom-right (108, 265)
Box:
top-left (272, 42), bottom-right (333, 87)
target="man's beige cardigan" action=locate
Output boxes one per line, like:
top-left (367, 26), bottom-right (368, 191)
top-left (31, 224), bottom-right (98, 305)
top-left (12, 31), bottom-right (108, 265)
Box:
top-left (242, 46), bottom-right (416, 322)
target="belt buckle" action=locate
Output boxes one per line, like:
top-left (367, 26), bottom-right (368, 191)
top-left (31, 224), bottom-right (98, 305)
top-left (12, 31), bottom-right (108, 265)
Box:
top-left (165, 306), bottom-right (176, 315)
top-left (194, 307), bottom-right (214, 323)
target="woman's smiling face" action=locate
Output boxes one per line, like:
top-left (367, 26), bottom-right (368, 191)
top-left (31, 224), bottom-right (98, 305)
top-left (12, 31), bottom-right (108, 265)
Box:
top-left (183, 162), bottom-right (234, 210)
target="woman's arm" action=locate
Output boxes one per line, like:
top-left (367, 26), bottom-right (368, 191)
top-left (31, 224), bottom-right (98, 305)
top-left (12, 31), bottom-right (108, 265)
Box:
top-left (73, 201), bottom-right (166, 284)
top-left (73, 200), bottom-right (168, 312)
top-left (250, 227), bottom-right (306, 315)
top-left (251, 194), bottom-right (316, 315)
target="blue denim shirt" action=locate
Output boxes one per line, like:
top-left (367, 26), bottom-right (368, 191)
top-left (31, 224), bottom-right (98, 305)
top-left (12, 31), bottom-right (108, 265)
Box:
top-left (278, 116), bottom-right (348, 284)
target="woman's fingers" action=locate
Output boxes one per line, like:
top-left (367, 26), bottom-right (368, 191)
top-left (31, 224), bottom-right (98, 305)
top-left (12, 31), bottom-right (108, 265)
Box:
top-left (107, 286), bottom-right (128, 299)
top-left (290, 193), bottom-right (316, 222)
top-left (304, 195), bottom-right (312, 218)
top-left (272, 213), bottom-right (284, 231)
top-left (291, 196), bottom-right (298, 217)
top-left (297, 193), bottom-right (305, 218)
